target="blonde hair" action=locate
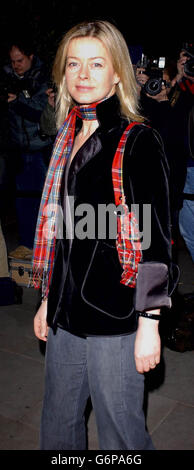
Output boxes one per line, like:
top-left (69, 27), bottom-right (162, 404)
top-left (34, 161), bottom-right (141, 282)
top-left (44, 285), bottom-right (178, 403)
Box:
top-left (53, 20), bottom-right (144, 129)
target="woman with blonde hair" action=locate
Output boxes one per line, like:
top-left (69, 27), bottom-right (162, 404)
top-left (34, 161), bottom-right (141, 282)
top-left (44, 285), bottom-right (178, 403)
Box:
top-left (33, 20), bottom-right (176, 450)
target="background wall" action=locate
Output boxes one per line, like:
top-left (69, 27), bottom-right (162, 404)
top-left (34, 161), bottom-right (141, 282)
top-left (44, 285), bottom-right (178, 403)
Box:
top-left (0, 1), bottom-right (193, 70)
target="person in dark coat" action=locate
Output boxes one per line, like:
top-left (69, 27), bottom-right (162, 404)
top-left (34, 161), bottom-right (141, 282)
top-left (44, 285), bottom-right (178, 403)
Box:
top-left (0, 96), bottom-right (23, 305)
top-left (33, 21), bottom-right (178, 450)
top-left (2, 38), bottom-right (53, 255)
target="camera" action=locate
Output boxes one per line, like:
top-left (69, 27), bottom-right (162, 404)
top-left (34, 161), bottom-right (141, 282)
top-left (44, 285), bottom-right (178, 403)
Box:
top-left (182, 42), bottom-right (194, 78)
top-left (10, 77), bottom-right (33, 98)
top-left (137, 54), bottom-right (166, 96)
top-left (0, 75), bottom-right (33, 102)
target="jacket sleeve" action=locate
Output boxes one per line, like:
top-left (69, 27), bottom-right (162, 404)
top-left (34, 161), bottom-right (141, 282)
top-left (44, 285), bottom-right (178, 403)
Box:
top-left (123, 125), bottom-right (178, 312)
top-left (40, 102), bottom-right (57, 136)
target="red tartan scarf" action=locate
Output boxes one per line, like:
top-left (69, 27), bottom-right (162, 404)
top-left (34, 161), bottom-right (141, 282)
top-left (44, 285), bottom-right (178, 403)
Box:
top-left (32, 102), bottom-right (142, 296)
top-left (32, 101), bottom-right (100, 297)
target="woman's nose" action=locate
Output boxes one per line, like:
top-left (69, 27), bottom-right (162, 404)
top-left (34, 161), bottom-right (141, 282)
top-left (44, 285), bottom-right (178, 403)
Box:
top-left (79, 63), bottom-right (89, 79)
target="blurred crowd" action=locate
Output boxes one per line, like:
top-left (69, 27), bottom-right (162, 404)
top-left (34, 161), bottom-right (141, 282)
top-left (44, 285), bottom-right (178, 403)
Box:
top-left (0, 35), bottom-right (193, 331)
top-left (135, 46), bottom-right (194, 253)
top-left (134, 44), bottom-right (194, 350)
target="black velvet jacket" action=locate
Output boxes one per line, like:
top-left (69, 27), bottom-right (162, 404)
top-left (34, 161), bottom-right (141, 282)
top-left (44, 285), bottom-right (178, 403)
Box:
top-left (47, 95), bottom-right (178, 336)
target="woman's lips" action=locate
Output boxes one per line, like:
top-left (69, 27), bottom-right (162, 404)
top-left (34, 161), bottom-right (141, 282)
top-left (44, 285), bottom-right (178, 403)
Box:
top-left (76, 86), bottom-right (94, 92)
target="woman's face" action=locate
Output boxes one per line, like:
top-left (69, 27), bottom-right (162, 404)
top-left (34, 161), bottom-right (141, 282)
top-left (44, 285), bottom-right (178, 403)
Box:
top-left (65, 37), bottom-right (120, 104)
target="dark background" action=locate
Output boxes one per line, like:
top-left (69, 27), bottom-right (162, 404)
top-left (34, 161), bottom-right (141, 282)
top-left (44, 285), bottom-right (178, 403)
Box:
top-left (0, 0), bottom-right (193, 70)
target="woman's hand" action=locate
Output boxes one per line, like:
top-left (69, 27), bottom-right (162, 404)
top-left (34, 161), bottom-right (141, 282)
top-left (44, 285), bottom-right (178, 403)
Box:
top-left (172, 51), bottom-right (187, 85)
top-left (46, 88), bottom-right (55, 108)
top-left (134, 313), bottom-right (161, 373)
top-left (8, 93), bottom-right (17, 103)
top-left (146, 84), bottom-right (169, 102)
top-left (136, 67), bottom-right (149, 87)
top-left (34, 298), bottom-right (49, 342)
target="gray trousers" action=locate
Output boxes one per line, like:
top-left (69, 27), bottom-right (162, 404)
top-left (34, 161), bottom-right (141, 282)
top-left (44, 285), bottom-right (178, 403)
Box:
top-left (40, 327), bottom-right (154, 450)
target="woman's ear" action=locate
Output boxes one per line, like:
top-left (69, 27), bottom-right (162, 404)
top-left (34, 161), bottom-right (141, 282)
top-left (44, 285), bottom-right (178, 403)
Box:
top-left (114, 73), bottom-right (120, 85)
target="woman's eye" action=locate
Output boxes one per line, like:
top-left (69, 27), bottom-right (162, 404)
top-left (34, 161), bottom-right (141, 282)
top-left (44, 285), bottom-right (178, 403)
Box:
top-left (67, 62), bottom-right (79, 68)
top-left (91, 62), bottom-right (103, 68)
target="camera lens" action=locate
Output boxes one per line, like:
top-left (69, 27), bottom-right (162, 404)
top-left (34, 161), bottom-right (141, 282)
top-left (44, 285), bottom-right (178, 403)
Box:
top-left (144, 78), bottom-right (162, 96)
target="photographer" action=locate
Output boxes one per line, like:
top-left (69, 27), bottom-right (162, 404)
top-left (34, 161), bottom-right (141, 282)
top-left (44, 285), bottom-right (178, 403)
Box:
top-left (136, 58), bottom-right (175, 135)
top-left (137, 44), bottom-right (194, 265)
top-left (136, 57), bottom-right (182, 231)
top-left (2, 37), bottom-right (53, 257)
top-left (171, 45), bottom-right (194, 90)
